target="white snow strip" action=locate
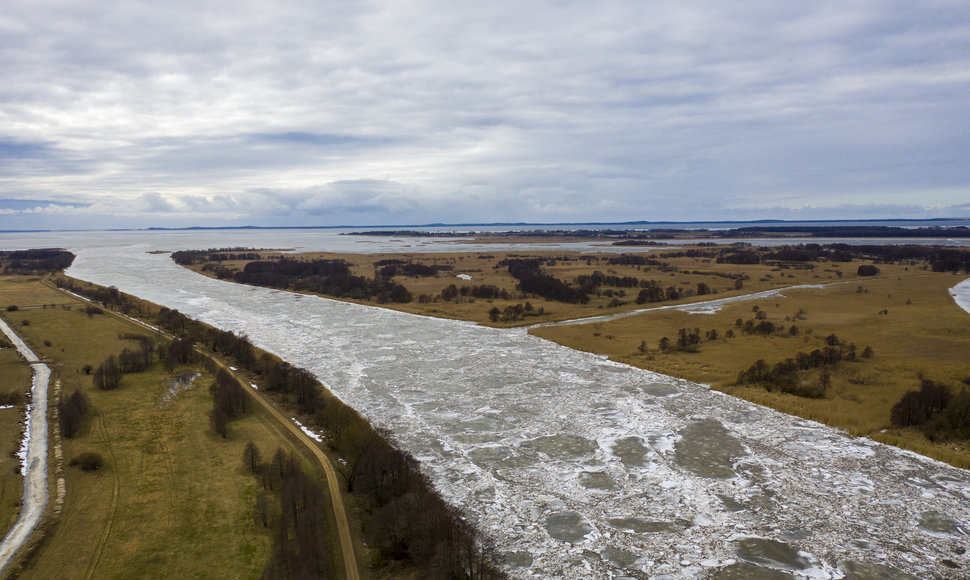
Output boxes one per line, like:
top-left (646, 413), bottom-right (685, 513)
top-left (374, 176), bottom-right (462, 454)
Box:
top-left (292, 418), bottom-right (323, 442)
top-left (457, 274), bottom-right (473, 280)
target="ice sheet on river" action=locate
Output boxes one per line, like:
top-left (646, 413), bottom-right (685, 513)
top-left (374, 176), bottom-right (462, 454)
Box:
top-left (67, 248), bottom-right (970, 579)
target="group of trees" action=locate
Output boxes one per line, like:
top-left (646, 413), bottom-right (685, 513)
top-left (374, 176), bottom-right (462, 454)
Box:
top-left (209, 368), bottom-right (248, 438)
top-left (232, 258), bottom-right (413, 304)
top-left (92, 334), bottom-right (159, 389)
top-left (58, 389), bottom-right (88, 438)
top-left (440, 283), bottom-right (513, 301)
top-left (344, 430), bottom-right (499, 576)
top-left (635, 281), bottom-right (695, 304)
top-left (375, 260), bottom-right (452, 278)
top-left (54, 278), bottom-right (139, 316)
top-left (171, 247), bottom-right (261, 265)
top-left (260, 358), bottom-right (322, 414)
top-left (0, 249), bottom-right (75, 274)
top-left (736, 335), bottom-right (873, 398)
top-left (501, 258), bottom-right (590, 304)
top-left (488, 302), bottom-right (544, 323)
top-left (92, 355), bottom-right (122, 390)
top-left (605, 255), bottom-right (667, 267)
top-left (242, 446), bottom-right (335, 578)
top-left (891, 379), bottom-right (970, 441)
top-left (209, 329), bottom-right (255, 367)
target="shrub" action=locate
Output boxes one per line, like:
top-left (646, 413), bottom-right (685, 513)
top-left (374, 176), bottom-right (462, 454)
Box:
top-left (70, 452), bottom-right (105, 471)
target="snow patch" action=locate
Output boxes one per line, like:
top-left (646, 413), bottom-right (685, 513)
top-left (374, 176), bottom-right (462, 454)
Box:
top-left (292, 418), bottom-right (323, 442)
top-left (949, 277), bottom-right (970, 314)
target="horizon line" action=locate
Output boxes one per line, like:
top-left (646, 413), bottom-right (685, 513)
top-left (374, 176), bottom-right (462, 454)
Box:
top-left (2, 216), bottom-right (970, 234)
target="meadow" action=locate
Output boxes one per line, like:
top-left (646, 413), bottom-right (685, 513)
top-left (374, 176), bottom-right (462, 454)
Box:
top-left (0, 275), bottom-right (333, 579)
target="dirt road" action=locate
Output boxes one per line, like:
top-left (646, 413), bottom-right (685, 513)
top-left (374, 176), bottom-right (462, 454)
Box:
top-left (0, 318), bottom-right (51, 576)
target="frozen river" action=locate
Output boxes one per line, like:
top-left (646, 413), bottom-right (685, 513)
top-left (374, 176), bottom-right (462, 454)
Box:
top-left (3, 230), bottom-right (970, 578)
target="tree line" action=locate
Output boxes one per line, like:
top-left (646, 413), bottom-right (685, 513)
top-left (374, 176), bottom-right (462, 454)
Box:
top-left (170, 247), bottom-right (262, 265)
top-left (233, 258), bottom-right (413, 304)
top-left (376, 261), bottom-right (452, 278)
top-left (704, 242), bottom-right (970, 273)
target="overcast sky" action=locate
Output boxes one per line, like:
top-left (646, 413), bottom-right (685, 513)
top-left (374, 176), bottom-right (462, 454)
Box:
top-left (2, 1), bottom-right (969, 229)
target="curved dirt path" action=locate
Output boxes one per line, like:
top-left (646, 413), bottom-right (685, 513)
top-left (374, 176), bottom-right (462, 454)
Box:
top-left (209, 357), bottom-right (360, 580)
top-left (47, 280), bottom-right (361, 580)
top-left (0, 318), bottom-right (51, 576)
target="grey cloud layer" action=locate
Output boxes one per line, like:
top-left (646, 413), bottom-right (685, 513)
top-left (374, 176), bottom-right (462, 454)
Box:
top-left (1, 1), bottom-right (968, 228)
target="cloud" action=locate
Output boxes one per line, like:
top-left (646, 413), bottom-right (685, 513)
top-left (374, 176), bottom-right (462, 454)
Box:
top-left (1, 1), bottom-right (969, 229)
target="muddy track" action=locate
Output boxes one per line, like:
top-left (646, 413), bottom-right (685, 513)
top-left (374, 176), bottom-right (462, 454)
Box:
top-left (84, 413), bottom-right (120, 580)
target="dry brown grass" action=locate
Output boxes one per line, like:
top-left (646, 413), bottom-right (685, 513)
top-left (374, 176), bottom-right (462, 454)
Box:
top-left (189, 246), bottom-right (904, 326)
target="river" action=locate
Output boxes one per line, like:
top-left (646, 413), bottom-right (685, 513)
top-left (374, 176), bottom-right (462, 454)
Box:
top-left (2, 229), bottom-right (969, 578)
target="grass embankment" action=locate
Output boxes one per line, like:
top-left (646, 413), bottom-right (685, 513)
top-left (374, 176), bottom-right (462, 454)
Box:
top-left (183, 246), bottom-right (881, 326)
top-left (534, 272), bottom-right (970, 467)
top-left (0, 275), bottom-right (323, 579)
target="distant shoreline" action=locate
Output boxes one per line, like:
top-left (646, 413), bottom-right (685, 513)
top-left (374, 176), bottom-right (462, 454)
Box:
top-left (2, 216), bottom-right (970, 234)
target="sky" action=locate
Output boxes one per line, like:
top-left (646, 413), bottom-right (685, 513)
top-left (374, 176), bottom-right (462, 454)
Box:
top-left (1, 1), bottom-right (969, 230)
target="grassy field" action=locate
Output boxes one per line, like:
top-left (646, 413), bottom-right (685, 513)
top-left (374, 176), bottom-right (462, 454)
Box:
top-left (0, 276), bottom-right (333, 579)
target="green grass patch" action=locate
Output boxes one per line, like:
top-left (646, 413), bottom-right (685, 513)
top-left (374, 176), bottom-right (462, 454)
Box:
top-left (0, 276), bottom-right (321, 579)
